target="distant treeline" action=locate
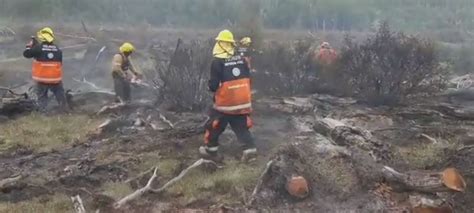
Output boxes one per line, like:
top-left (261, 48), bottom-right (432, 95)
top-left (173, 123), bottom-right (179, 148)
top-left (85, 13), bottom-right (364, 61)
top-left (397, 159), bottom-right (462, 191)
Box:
top-left (1, 0), bottom-right (473, 31)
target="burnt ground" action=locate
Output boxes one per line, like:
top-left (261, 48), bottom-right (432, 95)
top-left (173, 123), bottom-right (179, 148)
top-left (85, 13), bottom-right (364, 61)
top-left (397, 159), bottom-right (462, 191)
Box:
top-left (0, 92), bottom-right (474, 212)
top-left (0, 26), bottom-right (473, 212)
top-left (0, 96), bottom-right (294, 212)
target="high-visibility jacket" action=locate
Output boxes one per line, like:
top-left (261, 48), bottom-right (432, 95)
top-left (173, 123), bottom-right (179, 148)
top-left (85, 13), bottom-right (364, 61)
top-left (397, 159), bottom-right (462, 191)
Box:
top-left (316, 48), bottom-right (337, 65)
top-left (212, 55), bottom-right (252, 115)
top-left (24, 42), bottom-right (63, 84)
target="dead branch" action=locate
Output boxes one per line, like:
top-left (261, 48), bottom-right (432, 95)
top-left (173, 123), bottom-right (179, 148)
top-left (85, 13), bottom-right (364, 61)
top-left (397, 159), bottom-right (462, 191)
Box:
top-left (81, 19), bottom-right (90, 35)
top-left (114, 167), bottom-right (159, 209)
top-left (97, 119), bottom-right (112, 129)
top-left (150, 159), bottom-right (219, 193)
top-left (419, 133), bottom-right (438, 144)
top-left (457, 144), bottom-right (474, 152)
top-left (159, 113), bottom-right (174, 129)
top-left (55, 33), bottom-right (97, 42)
top-left (71, 195), bottom-right (87, 213)
top-left (97, 103), bottom-right (126, 115)
top-left (61, 44), bottom-right (89, 50)
top-left (247, 160), bottom-right (274, 206)
top-left (114, 159), bottom-right (218, 209)
top-left (0, 175), bottom-right (22, 189)
top-left (4, 27), bottom-right (15, 35)
top-left (73, 78), bottom-right (112, 94)
top-left (95, 46), bottom-right (107, 62)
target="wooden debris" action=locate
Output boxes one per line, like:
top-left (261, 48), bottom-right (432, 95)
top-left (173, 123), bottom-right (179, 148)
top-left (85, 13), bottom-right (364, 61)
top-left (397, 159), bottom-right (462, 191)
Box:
top-left (420, 133), bottom-right (438, 144)
top-left (281, 97), bottom-right (314, 113)
top-left (0, 97), bottom-right (36, 115)
top-left (114, 167), bottom-right (159, 209)
top-left (0, 175), bottom-right (22, 189)
top-left (410, 193), bottom-right (454, 213)
top-left (114, 159), bottom-right (218, 209)
top-left (412, 206), bottom-right (453, 213)
top-left (314, 117), bottom-right (389, 161)
top-left (248, 160), bottom-right (274, 206)
top-left (124, 167), bottom-right (155, 184)
top-left (150, 159), bottom-right (219, 193)
top-left (159, 113), bottom-right (174, 129)
top-left (73, 78), bottom-right (112, 94)
top-left (71, 195), bottom-right (87, 213)
top-left (382, 166), bottom-right (466, 193)
top-left (98, 119), bottom-right (112, 129)
top-left (97, 102), bottom-right (126, 115)
top-left (55, 33), bottom-right (97, 41)
top-left (286, 175), bottom-right (309, 199)
top-left (442, 168), bottom-right (466, 192)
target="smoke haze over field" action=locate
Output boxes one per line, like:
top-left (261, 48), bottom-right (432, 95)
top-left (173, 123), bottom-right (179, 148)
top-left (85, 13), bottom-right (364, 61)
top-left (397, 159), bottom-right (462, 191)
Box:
top-left (0, 0), bottom-right (474, 32)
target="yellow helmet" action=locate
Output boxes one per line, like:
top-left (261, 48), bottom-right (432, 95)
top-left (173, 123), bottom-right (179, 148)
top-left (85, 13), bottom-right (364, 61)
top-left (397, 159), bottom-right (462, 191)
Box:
top-left (37, 27), bottom-right (55, 43)
top-left (240, 37), bottom-right (252, 46)
top-left (320, 42), bottom-right (331, 49)
top-left (120, 42), bottom-right (135, 54)
top-left (215, 30), bottom-right (235, 43)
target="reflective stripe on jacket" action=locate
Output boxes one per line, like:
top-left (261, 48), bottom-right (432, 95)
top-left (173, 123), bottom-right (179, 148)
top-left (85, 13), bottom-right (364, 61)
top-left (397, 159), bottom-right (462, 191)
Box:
top-left (32, 60), bottom-right (62, 83)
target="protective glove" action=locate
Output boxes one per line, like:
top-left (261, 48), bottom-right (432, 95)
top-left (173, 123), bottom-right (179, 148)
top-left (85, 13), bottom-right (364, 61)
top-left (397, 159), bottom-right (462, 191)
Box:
top-left (26, 36), bottom-right (37, 48)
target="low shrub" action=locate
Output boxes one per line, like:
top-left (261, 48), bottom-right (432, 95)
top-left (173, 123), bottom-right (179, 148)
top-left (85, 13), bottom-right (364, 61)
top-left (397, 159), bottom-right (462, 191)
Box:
top-left (334, 22), bottom-right (449, 105)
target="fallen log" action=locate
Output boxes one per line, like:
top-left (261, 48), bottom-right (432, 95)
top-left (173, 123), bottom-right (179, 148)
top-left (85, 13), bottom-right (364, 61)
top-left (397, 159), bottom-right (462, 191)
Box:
top-left (252, 115), bottom-right (466, 211)
top-left (434, 104), bottom-right (474, 120)
top-left (382, 167), bottom-right (466, 193)
top-left (0, 97), bottom-right (36, 115)
top-left (313, 117), bottom-right (391, 161)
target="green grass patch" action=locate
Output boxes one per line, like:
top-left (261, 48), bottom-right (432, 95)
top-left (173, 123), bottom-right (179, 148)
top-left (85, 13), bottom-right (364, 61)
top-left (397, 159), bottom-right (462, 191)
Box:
top-left (0, 113), bottom-right (102, 154)
top-left (168, 160), bottom-right (261, 204)
top-left (133, 153), bottom-right (181, 178)
top-left (398, 141), bottom-right (458, 169)
top-left (0, 194), bottom-right (72, 213)
top-left (101, 181), bottom-right (134, 200)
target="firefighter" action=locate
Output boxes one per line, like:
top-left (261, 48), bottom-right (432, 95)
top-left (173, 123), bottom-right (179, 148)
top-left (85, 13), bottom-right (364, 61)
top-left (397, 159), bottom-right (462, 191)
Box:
top-left (237, 37), bottom-right (255, 72)
top-left (111, 42), bottom-right (141, 103)
top-left (316, 42), bottom-right (337, 66)
top-left (23, 27), bottom-right (67, 112)
top-left (199, 30), bottom-right (257, 162)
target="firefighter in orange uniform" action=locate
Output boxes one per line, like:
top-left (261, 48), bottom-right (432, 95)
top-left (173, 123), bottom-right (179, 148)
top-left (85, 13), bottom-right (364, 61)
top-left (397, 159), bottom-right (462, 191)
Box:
top-left (316, 42), bottom-right (337, 66)
top-left (237, 37), bottom-right (255, 72)
top-left (199, 30), bottom-right (257, 161)
top-left (23, 27), bottom-right (67, 112)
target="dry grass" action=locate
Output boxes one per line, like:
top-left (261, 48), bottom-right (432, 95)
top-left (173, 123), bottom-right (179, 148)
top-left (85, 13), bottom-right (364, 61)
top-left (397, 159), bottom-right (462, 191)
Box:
top-left (0, 113), bottom-right (102, 154)
top-left (0, 194), bottom-right (72, 213)
top-left (397, 141), bottom-right (458, 169)
top-left (313, 157), bottom-right (360, 195)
